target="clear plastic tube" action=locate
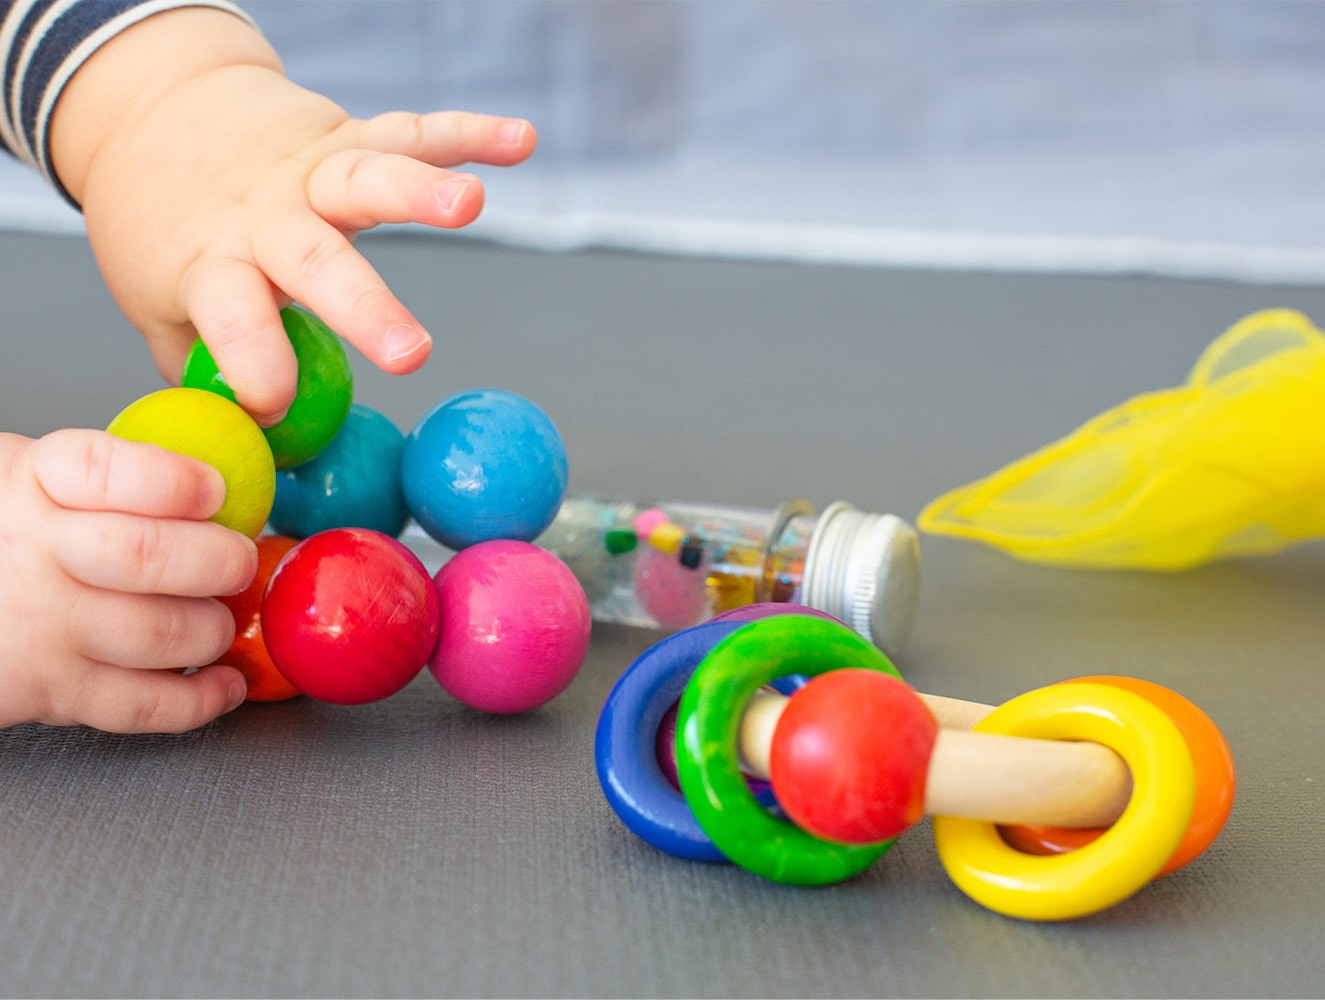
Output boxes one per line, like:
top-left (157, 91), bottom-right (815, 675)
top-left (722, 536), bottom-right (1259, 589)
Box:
top-left (401, 494), bottom-right (921, 654)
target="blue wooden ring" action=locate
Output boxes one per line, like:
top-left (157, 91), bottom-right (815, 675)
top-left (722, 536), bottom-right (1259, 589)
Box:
top-left (595, 622), bottom-right (747, 862)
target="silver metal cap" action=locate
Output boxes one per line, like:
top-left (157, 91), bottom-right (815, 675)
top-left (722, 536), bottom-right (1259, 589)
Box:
top-left (802, 501), bottom-right (920, 656)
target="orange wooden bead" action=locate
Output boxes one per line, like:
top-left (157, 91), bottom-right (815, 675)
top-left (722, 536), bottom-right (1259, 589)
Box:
top-left (214, 535), bottom-right (303, 702)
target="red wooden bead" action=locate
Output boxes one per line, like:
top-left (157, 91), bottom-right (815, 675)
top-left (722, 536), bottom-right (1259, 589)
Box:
top-left (769, 669), bottom-right (938, 844)
top-left (261, 527), bottom-right (439, 705)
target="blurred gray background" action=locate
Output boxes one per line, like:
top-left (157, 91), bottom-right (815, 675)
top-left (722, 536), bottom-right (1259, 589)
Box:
top-left (6, 0), bottom-right (1325, 282)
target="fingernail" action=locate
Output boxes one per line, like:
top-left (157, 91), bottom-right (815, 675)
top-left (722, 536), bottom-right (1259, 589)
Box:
top-left (499, 120), bottom-right (528, 144)
top-left (255, 407), bottom-right (289, 429)
top-left (225, 678), bottom-right (248, 712)
top-left (384, 324), bottom-right (429, 363)
top-left (240, 534), bottom-right (259, 572)
top-left (201, 466), bottom-right (228, 514)
top-left (435, 176), bottom-right (472, 214)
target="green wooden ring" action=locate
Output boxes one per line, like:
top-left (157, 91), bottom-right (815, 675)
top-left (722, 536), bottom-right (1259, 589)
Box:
top-left (675, 614), bottom-right (902, 885)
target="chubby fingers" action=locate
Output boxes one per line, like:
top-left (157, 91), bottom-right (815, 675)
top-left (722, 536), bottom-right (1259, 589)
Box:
top-left (70, 589), bottom-right (236, 670)
top-left (186, 216), bottom-right (430, 408)
top-left (33, 429), bottom-right (227, 519)
top-left (167, 112), bottom-right (536, 418)
top-left (180, 257), bottom-right (298, 426)
top-left (307, 151), bottom-right (484, 232)
top-left (46, 662), bottom-right (247, 734)
top-left (31, 430), bottom-right (259, 598)
top-left (306, 110), bottom-right (538, 244)
top-left (52, 509), bottom-right (257, 598)
top-left (254, 212), bottom-right (432, 375)
top-left (354, 110), bottom-right (537, 168)
top-left (292, 112), bottom-right (538, 373)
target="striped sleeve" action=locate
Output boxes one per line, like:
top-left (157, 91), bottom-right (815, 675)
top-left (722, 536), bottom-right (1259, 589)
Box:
top-left (0, 0), bottom-right (257, 207)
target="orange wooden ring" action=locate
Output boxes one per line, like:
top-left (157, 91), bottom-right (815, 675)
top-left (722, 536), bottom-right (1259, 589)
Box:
top-left (999, 675), bottom-right (1234, 876)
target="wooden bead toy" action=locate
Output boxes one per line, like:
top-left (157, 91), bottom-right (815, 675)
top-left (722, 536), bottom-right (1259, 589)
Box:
top-left (270, 403), bottom-right (407, 539)
top-left (261, 527), bottom-right (439, 705)
top-left (181, 305), bottom-right (354, 469)
top-left (429, 539), bottom-right (591, 714)
top-left (106, 386), bottom-right (275, 538)
top-left (108, 343), bottom-right (592, 717)
top-left (596, 611), bottom-right (1235, 921)
top-left (401, 388), bottom-right (568, 551)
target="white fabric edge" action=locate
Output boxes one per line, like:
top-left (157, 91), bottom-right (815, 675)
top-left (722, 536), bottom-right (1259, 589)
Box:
top-left (5, 193), bottom-right (1325, 287)
top-left (460, 209), bottom-right (1325, 286)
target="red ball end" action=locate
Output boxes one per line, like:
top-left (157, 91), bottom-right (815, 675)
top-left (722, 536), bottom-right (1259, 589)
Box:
top-left (769, 669), bottom-right (938, 844)
top-left (261, 528), bottom-right (439, 705)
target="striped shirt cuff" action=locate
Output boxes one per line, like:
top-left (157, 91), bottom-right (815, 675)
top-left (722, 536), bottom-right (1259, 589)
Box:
top-left (0, 0), bottom-right (257, 207)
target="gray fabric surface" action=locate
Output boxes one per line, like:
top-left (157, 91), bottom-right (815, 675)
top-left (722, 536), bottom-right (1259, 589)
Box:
top-left (1, 230), bottom-right (1322, 997)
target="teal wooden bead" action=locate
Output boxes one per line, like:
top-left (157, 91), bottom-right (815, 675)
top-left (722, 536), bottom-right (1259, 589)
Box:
top-left (269, 404), bottom-right (408, 539)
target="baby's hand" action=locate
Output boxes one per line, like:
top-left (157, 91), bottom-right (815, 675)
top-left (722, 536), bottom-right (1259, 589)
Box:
top-left (51, 8), bottom-right (537, 426)
top-left (0, 430), bottom-right (257, 732)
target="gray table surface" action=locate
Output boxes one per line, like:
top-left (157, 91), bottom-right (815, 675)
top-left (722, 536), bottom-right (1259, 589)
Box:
top-left (2, 230), bottom-right (1323, 998)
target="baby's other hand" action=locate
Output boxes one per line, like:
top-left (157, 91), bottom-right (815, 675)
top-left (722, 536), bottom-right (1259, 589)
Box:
top-left (0, 429), bottom-right (257, 732)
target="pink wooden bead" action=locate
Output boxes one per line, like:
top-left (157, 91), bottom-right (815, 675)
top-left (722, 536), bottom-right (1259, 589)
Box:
top-left (429, 540), bottom-right (591, 713)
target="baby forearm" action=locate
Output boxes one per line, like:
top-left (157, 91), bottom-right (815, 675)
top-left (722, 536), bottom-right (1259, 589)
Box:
top-left (48, 5), bottom-right (284, 207)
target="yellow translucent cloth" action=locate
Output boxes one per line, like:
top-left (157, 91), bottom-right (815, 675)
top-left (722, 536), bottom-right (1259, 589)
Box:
top-left (918, 309), bottom-right (1325, 570)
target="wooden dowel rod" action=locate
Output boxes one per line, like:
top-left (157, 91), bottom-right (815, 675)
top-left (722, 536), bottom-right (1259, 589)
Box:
top-left (918, 692), bottom-right (994, 730)
top-left (925, 728), bottom-right (1131, 827)
top-left (736, 688), bottom-right (1132, 829)
top-left (738, 689), bottom-right (787, 778)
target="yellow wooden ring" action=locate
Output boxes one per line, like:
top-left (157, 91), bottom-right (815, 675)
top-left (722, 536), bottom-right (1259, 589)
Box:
top-left (932, 683), bottom-right (1196, 921)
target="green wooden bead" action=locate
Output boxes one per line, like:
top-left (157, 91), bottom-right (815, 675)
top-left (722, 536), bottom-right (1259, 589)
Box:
top-left (181, 305), bottom-right (354, 469)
